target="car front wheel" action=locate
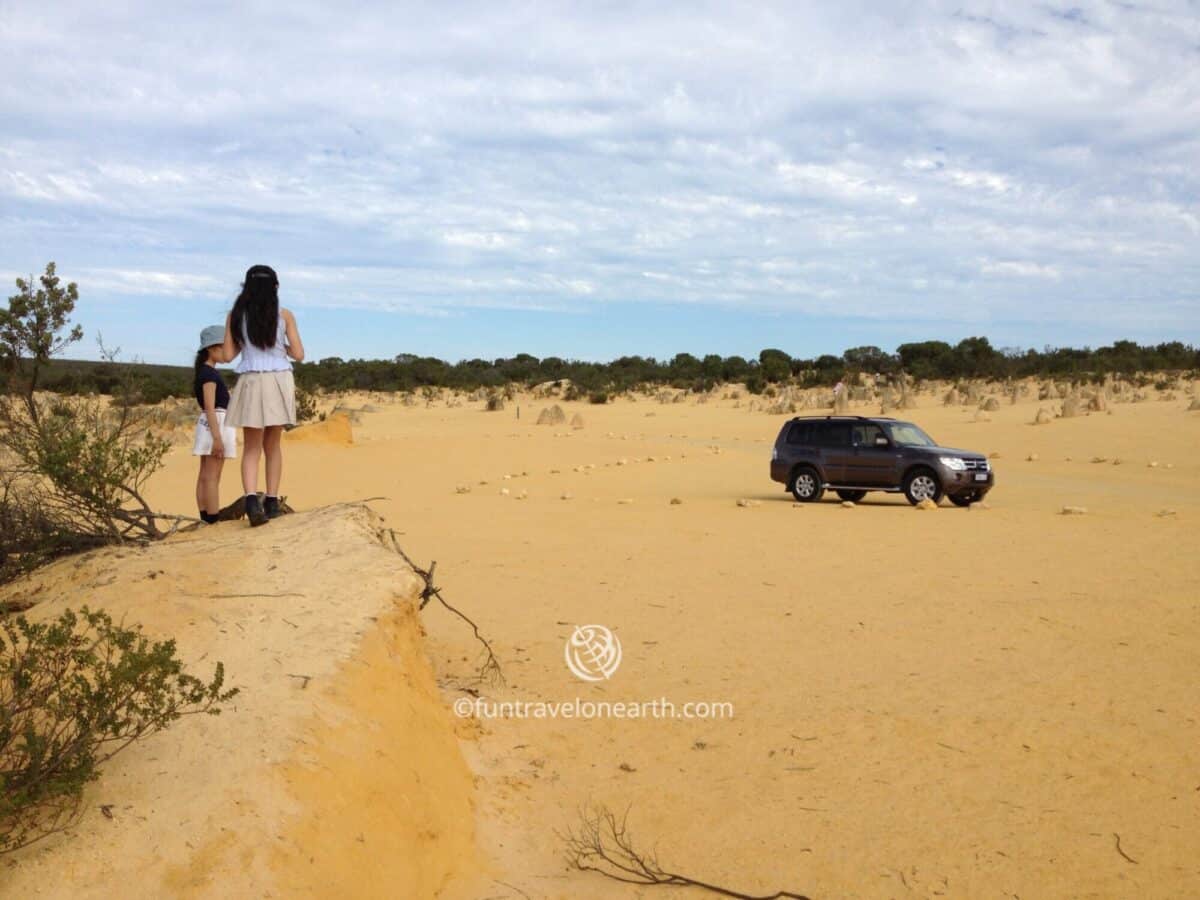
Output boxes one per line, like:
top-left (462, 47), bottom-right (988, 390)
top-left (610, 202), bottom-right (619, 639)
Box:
top-left (904, 468), bottom-right (942, 506)
top-left (790, 466), bottom-right (824, 503)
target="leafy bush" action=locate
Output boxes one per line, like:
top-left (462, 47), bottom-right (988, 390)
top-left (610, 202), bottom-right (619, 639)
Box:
top-left (295, 384), bottom-right (318, 423)
top-left (0, 265), bottom-right (175, 584)
top-left (0, 607), bottom-right (236, 853)
top-left (588, 391), bottom-right (609, 404)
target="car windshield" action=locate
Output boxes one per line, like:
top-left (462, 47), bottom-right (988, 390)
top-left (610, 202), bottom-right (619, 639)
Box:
top-left (883, 421), bottom-right (937, 447)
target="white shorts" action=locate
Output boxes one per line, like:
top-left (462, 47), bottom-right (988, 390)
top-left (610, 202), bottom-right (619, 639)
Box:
top-left (192, 410), bottom-right (238, 458)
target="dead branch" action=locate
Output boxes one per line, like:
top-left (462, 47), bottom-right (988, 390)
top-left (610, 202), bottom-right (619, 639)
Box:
top-left (562, 804), bottom-right (810, 900)
top-left (385, 528), bottom-right (503, 685)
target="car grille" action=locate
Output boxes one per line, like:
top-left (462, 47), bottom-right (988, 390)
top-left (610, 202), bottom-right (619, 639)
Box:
top-left (963, 458), bottom-right (990, 472)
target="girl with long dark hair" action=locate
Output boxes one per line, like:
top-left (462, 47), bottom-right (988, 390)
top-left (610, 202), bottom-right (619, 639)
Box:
top-left (222, 265), bottom-right (305, 527)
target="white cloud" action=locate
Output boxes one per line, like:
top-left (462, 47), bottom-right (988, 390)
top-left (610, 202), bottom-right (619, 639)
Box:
top-left (0, 0), bottom-right (1196, 338)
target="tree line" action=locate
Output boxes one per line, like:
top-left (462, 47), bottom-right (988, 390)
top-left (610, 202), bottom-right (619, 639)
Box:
top-left (22, 336), bottom-right (1198, 402)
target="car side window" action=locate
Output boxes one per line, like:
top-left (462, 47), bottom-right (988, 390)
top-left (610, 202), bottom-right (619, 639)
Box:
top-left (817, 423), bottom-right (850, 447)
top-left (853, 424), bottom-right (885, 446)
top-left (787, 422), bottom-right (812, 444)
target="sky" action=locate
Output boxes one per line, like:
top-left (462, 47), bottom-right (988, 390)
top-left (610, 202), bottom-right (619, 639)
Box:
top-left (2, 1), bottom-right (1198, 366)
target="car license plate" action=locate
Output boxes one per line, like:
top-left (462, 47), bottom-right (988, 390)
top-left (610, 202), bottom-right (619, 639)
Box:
top-left (974, 473), bottom-right (988, 481)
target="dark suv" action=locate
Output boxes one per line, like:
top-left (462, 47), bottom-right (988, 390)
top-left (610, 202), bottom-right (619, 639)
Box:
top-left (770, 416), bottom-right (994, 506)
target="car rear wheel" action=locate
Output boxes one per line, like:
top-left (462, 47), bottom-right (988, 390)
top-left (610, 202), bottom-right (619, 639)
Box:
top-left (789, 466), bottom-right (824, 503)
top-left (903, 468), bottom-right (942, 506)
top-left (836, 489), bottom-right (867, 503)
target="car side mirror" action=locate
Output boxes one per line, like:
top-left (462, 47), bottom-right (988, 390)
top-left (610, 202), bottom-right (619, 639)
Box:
top-left (874, 435), bottom-right (890, 447)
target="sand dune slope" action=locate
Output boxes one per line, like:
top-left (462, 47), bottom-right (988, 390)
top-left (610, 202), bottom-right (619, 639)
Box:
top-left (1, 504), bottom-right (478, 898)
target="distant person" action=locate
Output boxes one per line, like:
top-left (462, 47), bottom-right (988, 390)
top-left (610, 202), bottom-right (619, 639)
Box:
top-left (222, 265), bottom-right (305, 527)
top-left (192, 325), bottom-right (237, 524)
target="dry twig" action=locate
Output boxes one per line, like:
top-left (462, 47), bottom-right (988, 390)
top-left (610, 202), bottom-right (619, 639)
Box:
top-left (562, 804), bottom-right (810, 899)
top-left (385, 529), bottom-right (503, 684)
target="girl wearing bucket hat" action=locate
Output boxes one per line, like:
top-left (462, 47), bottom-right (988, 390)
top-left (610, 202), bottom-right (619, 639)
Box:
top-left (193, 324), bottom-right (237, 524)
top-left (221, 265), bottom-right (305, 527)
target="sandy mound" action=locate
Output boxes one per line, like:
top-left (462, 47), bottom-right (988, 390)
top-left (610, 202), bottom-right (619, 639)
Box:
top-left (569, 412), bottom-right (584, 429)
top-left (286, 410), bottom-right (355, 445)
top-left (0, 504), bottom-right (476, 898)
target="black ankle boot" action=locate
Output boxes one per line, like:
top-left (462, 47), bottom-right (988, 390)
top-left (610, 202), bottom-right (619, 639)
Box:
top-left (264, 496), bottom-right (282, 519)
top-left (245, 494), bottom-right (268, 527)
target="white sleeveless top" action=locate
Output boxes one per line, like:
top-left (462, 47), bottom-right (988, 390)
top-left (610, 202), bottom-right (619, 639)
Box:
top-left (235, 316), bottom-right (291, 374)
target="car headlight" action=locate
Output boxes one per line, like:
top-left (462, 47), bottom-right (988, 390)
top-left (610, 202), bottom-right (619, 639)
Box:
top-left (939, 456), bottom-right (966, 471)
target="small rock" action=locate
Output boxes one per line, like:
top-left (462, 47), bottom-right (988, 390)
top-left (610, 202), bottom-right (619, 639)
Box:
top-left (1155, 508), bottom-right (1177, 518)
top-left (967, 500), bottom-right (991, 511)
top-left (1026, 453), bottom-right (1039, 462)
top-left (841, 500), bottom-right (856, 508)
top-left (988, 452), bottom-right (1001, 459)
top-left (560, 492), bottom-right (573, 500)
top-left (914, 498), bottom-right (937, 511)
top-left (617, 498), bottom-right (634, 505)
top-left (1147, 460), bottom-right (1159, 468)
top-left (1090, 456), bottom-right (1107, 464)
top-left (1060, 505), bottom-right (1088, 515)
top-left (455, 484), bottom-right (471, 494)
top-left (736, 498), bottom-right (761, 508)
top-left (499, 488), bottom-right (510, 496)
top-left (669, 497), bottom-right (682, 505)
top-left (1111, 458), bottom-right (1122, 466)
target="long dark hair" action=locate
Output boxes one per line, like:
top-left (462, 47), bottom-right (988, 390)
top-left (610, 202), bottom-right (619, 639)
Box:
top-left (230, 264), bottom-right (280, 351)
top-left (194, 348), bottom-right (209, 383)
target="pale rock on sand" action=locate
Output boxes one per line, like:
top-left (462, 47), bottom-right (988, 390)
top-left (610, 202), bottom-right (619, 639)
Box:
top-left (536, 404), bottom-right (566, 425)
top-left (1061, 505), bottom-right (1089, 515)
top-left (1033, 408), bottom-right (1054, 425)
top-left (1026, 453), bottom-right (1039, 461)
top-left (915, 498), bottom-right (938, 510)
top-left (617, 498), bottom-right (635, 505)
top-left (669, 497), bottom-right (683, 505)
top-left (736, 498), bottom-right (761, 508)
top-left (841, 500), bottom-right (856, 508)
top-left (1061, 396), bottom-right (1084, 418)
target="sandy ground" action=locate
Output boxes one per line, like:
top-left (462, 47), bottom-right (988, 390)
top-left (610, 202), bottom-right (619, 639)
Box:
top-left (1, 504), bottom-right (477, 898)
top-left (5, 385), bottom-right (1199, 898)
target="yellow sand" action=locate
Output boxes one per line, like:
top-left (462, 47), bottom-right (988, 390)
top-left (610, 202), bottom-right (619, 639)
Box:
top-left (1, 504), bottom-right (477, 898)
top-left (4, 385), bottom-right (1199, 898)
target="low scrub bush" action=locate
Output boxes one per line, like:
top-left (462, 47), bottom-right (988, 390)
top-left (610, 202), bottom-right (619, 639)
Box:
top-left (0, 607), bottom-right (236, 853)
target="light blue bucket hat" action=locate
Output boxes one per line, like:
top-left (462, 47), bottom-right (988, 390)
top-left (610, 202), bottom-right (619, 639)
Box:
top-left (199, 324), bottom-right (225, 350)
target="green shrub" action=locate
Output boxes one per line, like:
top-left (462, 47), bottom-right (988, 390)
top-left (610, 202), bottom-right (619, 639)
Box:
top-left (295, 384), bottom-right (318, 423)
top-left (0, 607), bottom-right (236, 853)
top-left (588, 391), bottom-right (609, 405)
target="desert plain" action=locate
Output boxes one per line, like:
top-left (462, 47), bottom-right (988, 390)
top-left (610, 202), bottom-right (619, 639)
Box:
top-left (3, 381), bottom-right (1198, 899)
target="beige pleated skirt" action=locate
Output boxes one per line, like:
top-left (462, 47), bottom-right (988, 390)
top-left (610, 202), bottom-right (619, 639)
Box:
top-left (226, 370), bottom-right (296, 428)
